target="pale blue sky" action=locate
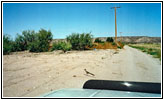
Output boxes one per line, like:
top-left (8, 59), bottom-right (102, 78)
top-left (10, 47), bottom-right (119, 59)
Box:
top-left (3, 3), bottom-right (161, 39)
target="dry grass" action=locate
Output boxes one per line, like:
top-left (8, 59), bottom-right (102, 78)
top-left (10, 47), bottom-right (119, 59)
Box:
top-left (49, 41), bottom-right (124, 51)
top-left (91, 42), bottom-right (118, 49)
top-left (117, 41), bottom-right (124, 49)
top-left (129, 43), bottom-right (161, 60)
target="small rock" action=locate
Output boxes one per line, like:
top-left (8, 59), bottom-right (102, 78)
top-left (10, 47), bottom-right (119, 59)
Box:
top-left (101, 57), bottom-right (105, 59)
top-left (73, 75), bottom-right (76, 77)
top-left (114, 52), bottom-right (118, 54)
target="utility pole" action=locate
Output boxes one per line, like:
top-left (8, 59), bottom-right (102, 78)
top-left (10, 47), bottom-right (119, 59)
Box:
top-left (111, 7), bottom-right (120, 43)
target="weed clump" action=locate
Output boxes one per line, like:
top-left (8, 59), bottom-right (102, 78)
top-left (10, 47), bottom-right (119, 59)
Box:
top-left (51, 42), bottom-right (72, 53)
top-left (106, 37), bottom-right (114, 42)
top-left (94, 38), bottom-right (104, 43)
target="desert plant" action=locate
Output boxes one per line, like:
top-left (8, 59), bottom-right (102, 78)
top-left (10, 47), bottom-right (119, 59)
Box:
top-left (51, 42), bottom-right (72, 53)
top-left (60, 42), bottom-right (72, 53)
top-left (106, 37), bottom-right (114, 42)
top-left (28, 40), bottom-right (40, 52)
top-left (22, 30), bottom-right (36, 49)
top-left (112, 42), bottom-right (116, 45)
top-left (66, 33), bottom-right (93, 50)
top-left (117, 46), bottom-right (121, 49)
top-left (51, 42), bottom-right (62, 51)
top-left (12, 30), bottom-right (36, 51)
top-left (4, 29), bottom-right (53, 53)
top-left (28, 29), bottom-right (53, 52)
top-left (3, 35), bottom-right (14, 55)
top-left (13, 34), bottom-right (27, 51)
top-left (94, 38), bottom-right (103, 43)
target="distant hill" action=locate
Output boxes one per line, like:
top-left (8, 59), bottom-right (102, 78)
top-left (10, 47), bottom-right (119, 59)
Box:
top-left (96, 36), bottom-right (161, 43)
top-left (52, 36), bottom-right (161, 44)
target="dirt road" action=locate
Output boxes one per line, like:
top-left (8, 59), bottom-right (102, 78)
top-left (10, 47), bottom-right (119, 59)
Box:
top-left (3, 46), bottom-right (161, 97)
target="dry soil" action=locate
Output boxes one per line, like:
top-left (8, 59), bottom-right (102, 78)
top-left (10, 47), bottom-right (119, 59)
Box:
top-left (3, 46), bottom-right (161, 97)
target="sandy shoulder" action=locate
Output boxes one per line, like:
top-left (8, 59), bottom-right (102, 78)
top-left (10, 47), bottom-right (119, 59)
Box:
top-left (3, 46), bottom-right (161, 97)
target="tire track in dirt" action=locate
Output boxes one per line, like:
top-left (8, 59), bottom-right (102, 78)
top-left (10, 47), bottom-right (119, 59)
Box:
top-left (3, 55), bottom-right (63, 87)
top-left (19, 65), bottom-right (80, 97)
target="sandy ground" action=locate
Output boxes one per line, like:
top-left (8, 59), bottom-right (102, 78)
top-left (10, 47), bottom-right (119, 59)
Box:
top-left (3, 46), bottom-right (161, 97)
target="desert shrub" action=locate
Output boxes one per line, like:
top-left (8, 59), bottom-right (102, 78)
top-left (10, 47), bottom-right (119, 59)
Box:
top-left (66, 33), bottom-right (93, 50)
top-left (3, 35), bottom-right (14, 55)
top-left (22, 30), bottom-right (36, 48)
top-left (61, 42), bottom-right (72, 52)
top-left (29, 29), bottom-right (53, 52)
top-left (51, 42), bottom-right (72, 52)
top-left (13, 34), bottom-right (27, 51)
top-left (28, 40), bottom-right (40, 52)
top-left (12, 30), bottom-right (36, 51)
top-left (106, 37), bottom-right (114, 42)
top-left (148, 48), bottom-right (153, 52)
top-left (51, 42), bottom-right (62, 51)
top-left (94, 38), bottom-right (103, 43)
top-left (4, 29), bottom-right (53, 53)
top-left (112, 42), bottom-right (116, 45)
top-left (117, 46), bottom-right (121, 49)
top-left (156, 50), bottom-right (161, 60)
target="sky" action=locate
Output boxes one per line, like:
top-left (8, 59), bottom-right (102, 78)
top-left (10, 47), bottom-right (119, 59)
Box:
top-left (3, 3), bottom-right (161, 39)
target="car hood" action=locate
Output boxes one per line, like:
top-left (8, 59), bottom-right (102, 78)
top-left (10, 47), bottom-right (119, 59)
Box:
top-left (39, 88), bottom-right (161, 97)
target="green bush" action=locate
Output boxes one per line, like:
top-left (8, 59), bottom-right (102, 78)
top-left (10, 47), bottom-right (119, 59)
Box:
top-left (62, 42), bottom-right (72, 52)
top-left (156, 50), bottom-right (161, 60)
top-left (94, 38), bottom-right (103, 43)
top-left (112, 42), bottom-right (116, 45)
top-left (3, 29), bottom-right (53, 53)
top-left (3, 35), bottom-right (14, 55)
top-left (12, 30), bottom-right (36, 51)
top-left (51, 42), bottom-right (72, 53)
top-left (13, 34), bottom-right (27, 51)
top-left (117, 46), bottom-right (121, 49)
top-left (66, 33), bottom-right (93, 50)
top-left (51, 42), bottom-right (63, 51)
top-left (28, 40), bottom-right (40, 52)
top-left (22, 30), bottom-right (36, 48)
top-left (29, 29), bottom-right (53, 52)
top-left (106, 37), bottom-right (114, 42)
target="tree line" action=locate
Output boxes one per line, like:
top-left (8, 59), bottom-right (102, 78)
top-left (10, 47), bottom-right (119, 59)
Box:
top-left (3, 28), bottom-right (115, 55)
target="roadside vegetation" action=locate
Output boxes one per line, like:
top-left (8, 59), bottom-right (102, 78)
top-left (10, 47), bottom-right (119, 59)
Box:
top-left (92, 37), bottom-right (124, 49)
top-left (128, 43), bottom-right (161, 60)
top-left (3, 30), bottom-right (124, 55)
top-left (3, 29), bottom-right (53, 54)
top-left (66, 33), bottom-right (93, 50)
top-left (3, 35), bottom-right (15, 55)
top-left (50, 42), bottom-right (72, 53)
